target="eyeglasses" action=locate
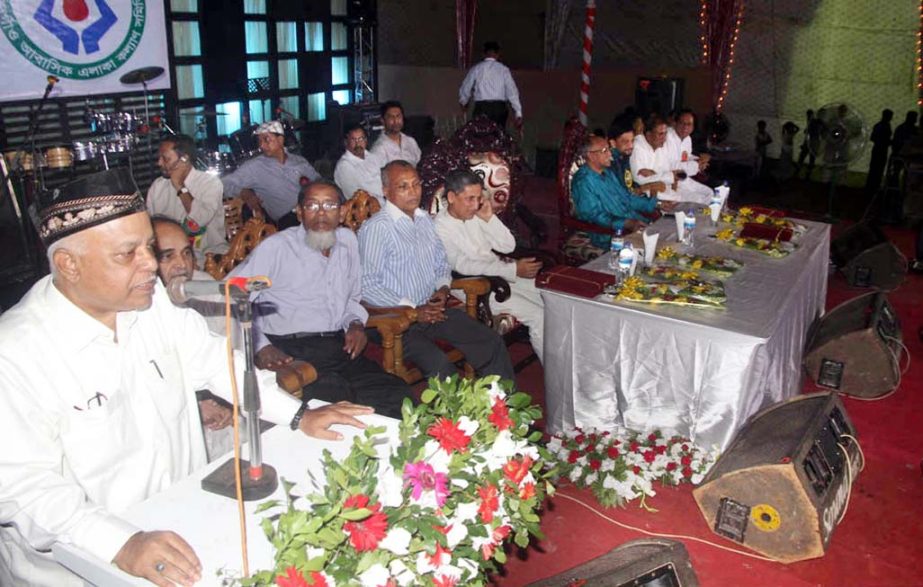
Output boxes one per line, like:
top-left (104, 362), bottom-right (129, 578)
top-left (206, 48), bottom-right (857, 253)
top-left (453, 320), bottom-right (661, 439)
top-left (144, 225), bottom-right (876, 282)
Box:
top-left (302, 201), bottom-right (340, 212)
top-left (346, 136), bottom-right (367, 144)
top-left (587, 148), bottom-right (610, 154)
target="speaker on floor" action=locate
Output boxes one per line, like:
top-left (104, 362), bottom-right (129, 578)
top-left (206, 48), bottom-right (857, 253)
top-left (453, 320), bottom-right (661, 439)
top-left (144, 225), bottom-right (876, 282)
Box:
top-left (693, 393), bottom-right (861, 563)
top-left (526, 538), bottom-right (699, 587)
top-left (803, 291), bottom-right (902, 397)
top-left (830, 222), bottom-right (906, 289)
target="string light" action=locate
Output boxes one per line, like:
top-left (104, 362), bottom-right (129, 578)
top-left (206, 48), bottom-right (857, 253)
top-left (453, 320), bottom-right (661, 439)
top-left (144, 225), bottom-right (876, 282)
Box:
top-left (917, 0), bottom-right (922, 106)
top-left (699, 0), bottom-right (710, 65)
top-left (716, 1), bottom-right (745, 114)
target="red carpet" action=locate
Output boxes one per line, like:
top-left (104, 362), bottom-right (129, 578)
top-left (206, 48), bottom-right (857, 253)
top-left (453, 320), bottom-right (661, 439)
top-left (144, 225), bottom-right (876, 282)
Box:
top-left (497, 190), bottom-right (923, 585)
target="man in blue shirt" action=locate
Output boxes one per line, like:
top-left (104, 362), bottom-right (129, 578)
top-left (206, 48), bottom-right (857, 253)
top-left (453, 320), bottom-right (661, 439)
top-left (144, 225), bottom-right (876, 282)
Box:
top-left (571, 133), bottom-right (673, 249)
top-left (359, 160), bottom-right (514, 381)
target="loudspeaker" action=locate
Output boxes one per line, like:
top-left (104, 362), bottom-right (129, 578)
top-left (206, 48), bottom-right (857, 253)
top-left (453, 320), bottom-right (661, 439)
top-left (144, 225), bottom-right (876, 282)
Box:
top-left (635, 78), bottom-right (684, 119)
top-left (803, 291), bottom-right (901, 397)
top-left (526, 539), bottom-right (699, 587)
top-left (693, 393), bottom-right (861, 563)
top-left (830, 222), bottom-right (906, 289)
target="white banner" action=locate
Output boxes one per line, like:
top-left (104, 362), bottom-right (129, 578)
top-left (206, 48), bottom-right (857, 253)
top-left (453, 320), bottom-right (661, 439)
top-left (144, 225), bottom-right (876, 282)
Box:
top-left (0, 0), bottom-right (171, 102)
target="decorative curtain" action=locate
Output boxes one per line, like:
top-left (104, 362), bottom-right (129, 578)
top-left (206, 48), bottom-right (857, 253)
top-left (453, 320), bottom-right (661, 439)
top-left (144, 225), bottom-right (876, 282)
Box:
top-left (700, 0), bottom-right (745, 113)
top-left (456, 0), bottom-right (478, 69)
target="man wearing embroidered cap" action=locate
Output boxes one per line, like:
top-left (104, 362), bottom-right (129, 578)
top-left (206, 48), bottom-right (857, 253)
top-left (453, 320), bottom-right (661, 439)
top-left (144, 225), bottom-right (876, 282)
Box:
top-left (221, 120), bottom-right (320, 228)
top-left (0, 169), bottom-right (372, 586)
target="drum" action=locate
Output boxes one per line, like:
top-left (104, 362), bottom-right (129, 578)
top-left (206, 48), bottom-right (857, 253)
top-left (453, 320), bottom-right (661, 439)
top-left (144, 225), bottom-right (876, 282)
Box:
top-left (201, 151), bottom-right (235, 176)
top-left (44, 146), bottom-right (74, 169)
top-left (72, 141), bottom-right (98, 162)
top-left (103, 134), bottom-right (136, 154)
top-left (112, 112), bottom-right (136, 133)
top-left (229, 125), bottom-right (260, 163)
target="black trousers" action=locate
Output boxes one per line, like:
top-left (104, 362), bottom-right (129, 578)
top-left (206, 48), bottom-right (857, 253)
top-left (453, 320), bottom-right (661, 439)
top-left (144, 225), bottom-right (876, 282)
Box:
top-left (267, 332), bottom-right (412, 419)
top-left (473, 100), bottom-right (509, 129)
top-left (401, 308), bottom-right (515, 381)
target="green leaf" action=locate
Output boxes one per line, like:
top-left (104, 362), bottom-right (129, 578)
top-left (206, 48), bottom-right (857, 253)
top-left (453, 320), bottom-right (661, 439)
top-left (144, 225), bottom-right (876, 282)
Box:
top-left (339, 507), bottom-right (372, 521)
top-left (421, 388), bottom-right (437, 404)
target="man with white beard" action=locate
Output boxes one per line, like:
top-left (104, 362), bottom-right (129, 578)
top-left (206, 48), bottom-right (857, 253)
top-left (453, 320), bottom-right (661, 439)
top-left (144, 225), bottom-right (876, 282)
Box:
top-left (229, 180), bottom-right (412, 419)
top-left (631, 113), bottom-right (713, 205)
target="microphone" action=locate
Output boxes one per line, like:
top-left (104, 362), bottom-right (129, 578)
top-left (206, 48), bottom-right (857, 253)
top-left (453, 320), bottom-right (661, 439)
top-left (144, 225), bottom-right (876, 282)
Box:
top-left (166, 275), bottom-right (271, 304)
top-left (43, 75), bottom-right (60, 99)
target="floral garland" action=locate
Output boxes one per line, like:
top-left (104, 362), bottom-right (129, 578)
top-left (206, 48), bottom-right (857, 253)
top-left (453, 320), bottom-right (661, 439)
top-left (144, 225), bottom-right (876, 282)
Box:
top-left (654, 247), bottom-right (743, 277)
top-left (714, 227), bottom-right (794, 258)
top-left (241, 376), bottom-right (552, 587)
top-left (607, 275), bottom-right (726, 308)
top-left (547, 428), bottom-right (719, 509)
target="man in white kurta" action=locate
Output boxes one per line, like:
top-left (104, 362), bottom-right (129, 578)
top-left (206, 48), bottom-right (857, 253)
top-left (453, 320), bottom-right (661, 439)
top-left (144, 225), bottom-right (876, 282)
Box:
top-left (434, 170), bottom-right (544, 362)
top-left (631, 116), bottom-right (712, 205)
top-left (146, 134), bottom-right (228, 267)
top-left (663, 110), bottom-right (713, 202)
top-left (370, 101), bottom-right (422, 167)
top-left (0, 169), bottom-right (372, 586)
top-left (334, 125), bottom-right (385, 203)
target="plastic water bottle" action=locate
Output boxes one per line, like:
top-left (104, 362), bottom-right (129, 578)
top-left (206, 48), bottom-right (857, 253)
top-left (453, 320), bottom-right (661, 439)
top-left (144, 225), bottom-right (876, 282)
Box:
top-left (683, 211), bottom-right (696, 248)
top-left (609, 229), bottom-right (625, 272)
top-left (618, 243), bottom-right (635, 279)
top-left (711, 188), bottom-right (722, 207)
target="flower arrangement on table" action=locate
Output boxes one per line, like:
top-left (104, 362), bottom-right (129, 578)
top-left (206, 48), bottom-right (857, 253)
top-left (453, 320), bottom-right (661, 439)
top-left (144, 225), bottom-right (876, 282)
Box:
top-left (653, 247), bottom-right (743, 278)
top-left (713, 228), bottom-right (795, 258)
top-left (546, 428), bottom-right (719, 509)
top-left (242, 376), bottom-right (552, 587)
top-left (605, 275), bottom-right (726, 308)
top-left (720, 207), bottom-right (806, 242)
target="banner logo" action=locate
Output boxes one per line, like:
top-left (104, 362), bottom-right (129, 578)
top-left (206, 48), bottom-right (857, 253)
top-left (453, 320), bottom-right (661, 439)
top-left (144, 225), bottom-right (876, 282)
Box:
top-left (0, 0), bottom-right (146, 80)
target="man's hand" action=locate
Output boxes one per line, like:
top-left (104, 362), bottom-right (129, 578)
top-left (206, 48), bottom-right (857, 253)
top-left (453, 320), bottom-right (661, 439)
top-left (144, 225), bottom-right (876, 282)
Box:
top-left (643, 181), bottom-right (667, 195)
top-left (343, 322), bottom-right (367, 359)
top-left (637, 169), bottom-right (656, 178)
top-left (515, 257), bottom-right (543, 279)
top-left (475, 197), bottom-right (494, 221)
top-left (624, 218), bottom-right (648, 233)
top-left (698, 153), bottom-right (712, 171)
top-left (239, 189), bottom-right (264, 216)
top-left (298, 401), bottom-right (375, 441)
top-left (198, 399), bottom-right (232, 431)
top-left (416, 288), bottom-right (449, 325)
top-left (459, 103), bottom-right (468, 115)
top-left (514, 116), bottom-right (523, 129)
top-left (113, 531), bottom-right (201, 587)
top-left (429, 286), bottom-right (450, 308)
top-left (256, 345), bottom-right (294, 370)
top-left (659, 201), bottom-right (679, 213)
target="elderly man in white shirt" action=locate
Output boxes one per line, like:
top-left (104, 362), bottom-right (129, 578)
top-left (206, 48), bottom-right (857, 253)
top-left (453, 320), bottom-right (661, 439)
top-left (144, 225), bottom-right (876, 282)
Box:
top-left (0, 169), bottom-right (372, 587)
top-left (334, 124), bottom-right (386, 203)
top-left (459, 41), bottom-right (523, 129)
top-left (664, 109), bottom-right (713, 195)
top-left (146, 134), bottom-right (227, 267)
top-left (370, 101), bottom-right (421, 167)
top-left (631, 114), bottom-right (713, 205)
top-left (434, 169), bottom-right (544, 362)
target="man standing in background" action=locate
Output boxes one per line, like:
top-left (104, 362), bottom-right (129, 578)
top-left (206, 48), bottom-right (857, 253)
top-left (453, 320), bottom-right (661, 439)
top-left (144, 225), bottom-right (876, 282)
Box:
top-left (459, 42), bottom-right (523, 130)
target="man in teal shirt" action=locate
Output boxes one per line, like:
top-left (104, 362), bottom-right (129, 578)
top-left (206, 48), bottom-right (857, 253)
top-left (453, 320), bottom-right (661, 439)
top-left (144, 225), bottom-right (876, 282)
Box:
top-left (571, 134), bottom-right (672, 249)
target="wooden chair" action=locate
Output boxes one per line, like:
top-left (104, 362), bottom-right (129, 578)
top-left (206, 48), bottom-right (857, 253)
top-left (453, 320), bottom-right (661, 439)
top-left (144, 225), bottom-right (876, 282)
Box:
top-left (204, 217), bottom-right (277, 280)
top-left (222, 196), bottom-right (265, 241)
top-left (340, 192), bottom-right (489, 384)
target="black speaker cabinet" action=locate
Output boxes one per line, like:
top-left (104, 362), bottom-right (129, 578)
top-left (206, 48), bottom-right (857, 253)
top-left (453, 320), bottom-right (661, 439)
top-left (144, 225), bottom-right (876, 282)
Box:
top-left (803, 292), bottom-right (901, 397)
top-left (635, 78), bottom-right (684, 119)
top-left (526, 538), bottom-right (698, 587)
top-left (830, 222), bottom-right (906, 289)
top-left (693, 393), bottom-right (861, 563)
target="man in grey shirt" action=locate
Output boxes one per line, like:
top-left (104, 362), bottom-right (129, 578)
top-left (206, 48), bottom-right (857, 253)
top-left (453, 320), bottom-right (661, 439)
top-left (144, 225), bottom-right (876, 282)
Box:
top-left (221, 120), bottom-right (320, 228)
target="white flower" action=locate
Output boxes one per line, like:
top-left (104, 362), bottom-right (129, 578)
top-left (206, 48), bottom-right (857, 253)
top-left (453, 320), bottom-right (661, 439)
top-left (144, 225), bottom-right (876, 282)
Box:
top-left (488, 380), bottom-right (506, 402)
top-left (457, 415), bottom-right (479, 436)
top-left (575, 455), bottom-right (588, 467)
top-left (416, 547), bottom-right (451, 574)
top-left (600, 459), bottom-right (615, 472)
top-left (358, 564), bottom-right (390, 587)
top-left (379, 527), bottom-right (412, 555)
top-left (546, 436), bottom-right (563, 453)
top-left (454, 501), bottom-right (479, 523)
top-left (388, 560), bottom-right (416, 587)
top-left (445, 521), bottom-right (468, 549)
top-left (585, 472), bottom-right (598, 485)
top-left (425, 439), bottom-right (452, 472)
top-left (377, 463), bottom-right (405, 508)
top-left (568, 467), bottom-right (583, 483)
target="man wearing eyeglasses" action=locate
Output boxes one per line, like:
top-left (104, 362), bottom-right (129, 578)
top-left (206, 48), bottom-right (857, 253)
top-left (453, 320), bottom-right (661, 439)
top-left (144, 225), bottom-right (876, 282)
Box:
top-left (334, 124), bottom-right (386, 203)
top-left (228, 180), bottom-right (412, 419)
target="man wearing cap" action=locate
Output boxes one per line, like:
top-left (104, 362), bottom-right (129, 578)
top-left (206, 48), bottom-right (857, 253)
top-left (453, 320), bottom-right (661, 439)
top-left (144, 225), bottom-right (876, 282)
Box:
top-left (0, 169), bottom-right (372, 586)
top-left (147, 134), bottom-right (228, 268)
top-left (221, 120), bottom-right (320, 228)
top-left (370, 101), bottom-right (421, 167)
top-left (334, 124), bottom-right (385, 203)
top-left (459, 41), bottom-right (523, 130)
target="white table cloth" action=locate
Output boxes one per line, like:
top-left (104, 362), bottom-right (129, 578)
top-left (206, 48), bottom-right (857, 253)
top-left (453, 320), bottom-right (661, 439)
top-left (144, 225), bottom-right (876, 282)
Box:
top-left (542, 214), bottom-right (830, 450)
top-left (54, 408), bottom-right (399, 586)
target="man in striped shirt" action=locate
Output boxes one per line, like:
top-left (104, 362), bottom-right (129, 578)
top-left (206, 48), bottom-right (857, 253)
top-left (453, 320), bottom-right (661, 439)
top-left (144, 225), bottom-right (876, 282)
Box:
top-left (358, 160), bottom-right (514, 381)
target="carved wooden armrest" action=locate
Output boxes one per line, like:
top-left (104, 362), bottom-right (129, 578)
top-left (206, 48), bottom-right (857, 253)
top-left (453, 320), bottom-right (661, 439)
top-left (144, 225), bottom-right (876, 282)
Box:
top-left (273, 360), bottom-right (317, 399)
top-left (452, 271), bottom-right (511, 304)
top-left (366, 311), bottom-right (413, 333)
top-left (450, 277), bottom-right (490, 320)
top-left (364, 310), bottom-right (415, 378)
top-left (365, 305), bottom-right (418, 324)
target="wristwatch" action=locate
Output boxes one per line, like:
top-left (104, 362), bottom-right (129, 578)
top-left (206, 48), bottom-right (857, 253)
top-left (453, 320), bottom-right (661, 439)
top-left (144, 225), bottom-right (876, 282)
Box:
top-left (178, 186), bottom-right (190, 196)
top-left (290, 401), bottom-right (308, 431)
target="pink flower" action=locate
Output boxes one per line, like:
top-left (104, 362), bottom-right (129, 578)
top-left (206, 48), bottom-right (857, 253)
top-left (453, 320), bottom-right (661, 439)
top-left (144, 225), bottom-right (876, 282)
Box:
top-left (403, 461), bottom-right (449, 507)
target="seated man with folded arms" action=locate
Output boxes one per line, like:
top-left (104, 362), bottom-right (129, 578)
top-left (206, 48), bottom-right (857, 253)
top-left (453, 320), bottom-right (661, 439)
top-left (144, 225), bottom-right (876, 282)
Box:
top-left (334, 124), bottom-right (386, 203)
top-left (359, 160), bottom-right (515, 381)
top-left (664, 109), bottom-right (712, 189)
top-left (152, 216), bottom-right (235, 461)
top-left (0, 169), bottom-right (371, 587)
top-left (631, 114), bottom-right (713, 204)
top-left (572, 135), bottom-right (675, 249)
top-left (434, 169), bottom-right (545, 363)
top-left (229, 180), bottom-right (412, 419)
top-left (370, 101), bottom-right (422, 167)
top-left (221, 121), bottom-right (321, 228)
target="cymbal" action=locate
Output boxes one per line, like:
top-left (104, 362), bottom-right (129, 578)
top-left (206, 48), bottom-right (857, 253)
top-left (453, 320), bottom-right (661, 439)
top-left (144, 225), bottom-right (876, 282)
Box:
top-left (119, 66), bottom-right (165, 85)
top-left (179, 110), bottom-right (228, 117)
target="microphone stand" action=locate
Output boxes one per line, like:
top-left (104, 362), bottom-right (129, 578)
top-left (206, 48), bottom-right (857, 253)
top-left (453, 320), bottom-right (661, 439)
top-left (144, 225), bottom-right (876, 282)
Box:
top-left (201, 287), bottom-right (278, 501)
top-left (16, 80), bottom-right (56, 193)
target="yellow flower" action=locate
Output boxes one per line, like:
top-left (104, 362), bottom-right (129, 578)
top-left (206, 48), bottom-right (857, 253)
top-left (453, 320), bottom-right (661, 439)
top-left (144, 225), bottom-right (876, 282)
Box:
top-left (716, 229), bottom-right (734, 241)
top-left (691, 259), bottom-right (703, 269)
top-left (738, 207), bottom-right (753, 217)
top-left (735, 238), bottom-right (747, 247)
top-left (681, 271), bottom-right (698, 280)
top-left (657, 247), bottom-right (676, 260)
top-left (720, 213), bottom-right (734, 223)
top-left (755, 214), bottom-right (768, 223)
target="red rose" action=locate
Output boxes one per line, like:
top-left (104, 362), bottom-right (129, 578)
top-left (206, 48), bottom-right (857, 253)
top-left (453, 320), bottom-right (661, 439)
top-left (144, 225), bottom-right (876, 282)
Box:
top-left (575, 434), bottom-right (586, 444)
top-left (682, 466), bottom-right (693, 478)
top-left (666, 462), bottom-right (678, 471)
top-left (589, 459), bottom-right (602, 471)
top-left (567, 450), bottom-right (580, 464)
top-left (681, 455), bottom-right (692, 466)
top-left (643, 450), bottom-right (656, 463)
top-left (632, 465), bottom-right (642, 474)
top-left (607, 446), bottom-right (620, 459)
top-left (655, 445), bottom-right (667, 455)
top-left (647, 433), bottom-right (658, 443)
top-left (629, 441), bottom-right (641, 452)
top-left (682, 444), bottom-right (689, 451)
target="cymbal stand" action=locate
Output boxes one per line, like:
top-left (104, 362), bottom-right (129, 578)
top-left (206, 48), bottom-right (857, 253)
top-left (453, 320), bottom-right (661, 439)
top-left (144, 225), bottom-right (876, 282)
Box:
top-left (140, 79), bottom-right (155, 173)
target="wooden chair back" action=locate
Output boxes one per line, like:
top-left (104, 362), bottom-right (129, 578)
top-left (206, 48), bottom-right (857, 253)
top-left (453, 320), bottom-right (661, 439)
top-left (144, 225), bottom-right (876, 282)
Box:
top-left (340, 190), bottom-right (381, 232)
top-left (223, 196), bottom-right (265, 241)
top-left (204, 218), bottom-right (277, 280)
